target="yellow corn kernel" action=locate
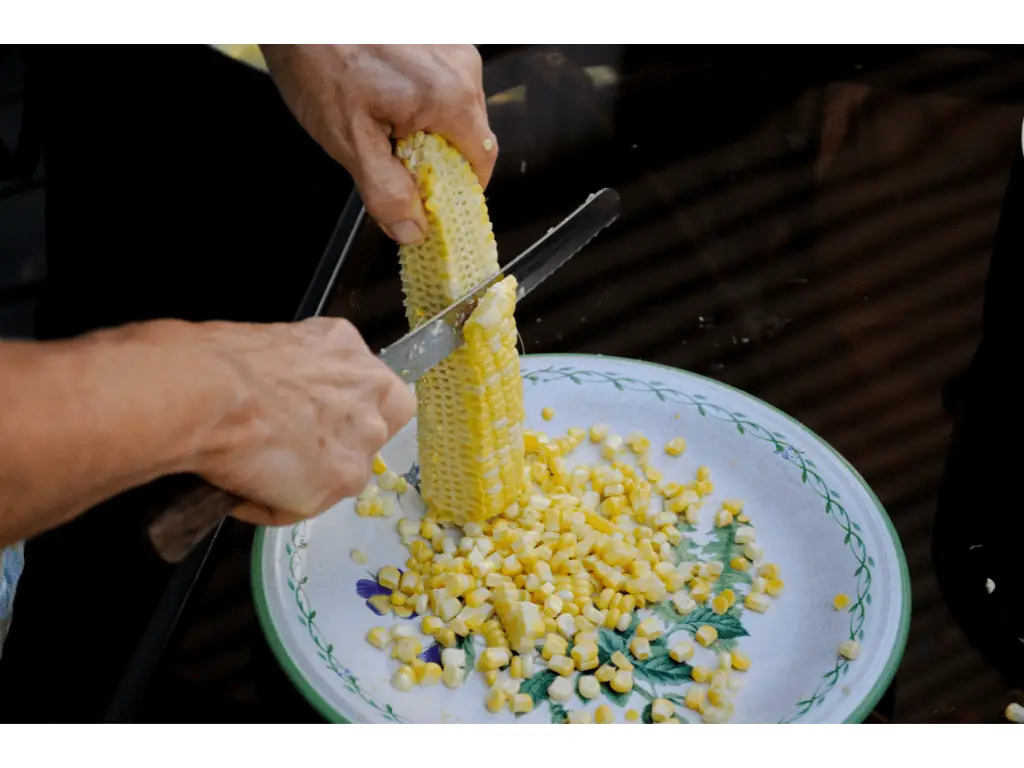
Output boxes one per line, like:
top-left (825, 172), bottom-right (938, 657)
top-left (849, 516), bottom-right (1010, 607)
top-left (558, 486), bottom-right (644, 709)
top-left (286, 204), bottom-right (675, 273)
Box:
top-left (483, 670), bottom-right (499, 687)
top-left (696, 625), bottom-right (719, 647)
top-left (389, 592), bottom-right (407, 607)
top-left (730, 650), bottom-right (751, 671)
top-left (711, 595), bottom-right (729, 615)
top-left (684, 685), bottom-right (706, 711)
top-left (596, 664), bottom-right (616, 683)
top-left (396, 133), bottom-right (525, 526)
top-left (690, 582), bottom-right (711, 603)
top-left (394, 638), bottom-right (423, 664)
top-left (372, 455), bottom-right (387, 475)
top-left (391, 665), bottom-right (416, 692)
top-left (377, 566), bottom-right (401, 591)
top-left (745, 592), bottom-right (770, 613)
top-left (541, 633), bottom-right (568, 659)
top-left (567, 709), bottom-right (593, 724)
top-left (839, 639), bottom-right (861, 660)
top-left (636, 616), bottom-right (663, 640)
top-left (442, 663), bottom-right (463, 689)
top-left (419, 662), bottom-right (443, 686)
top-left (625, 708), bottom-right (641, 722)
top-left (669, 641), bottom-right (694, 663)
top-left (367, 595), bottom-right (392, 615)
top-left (696, 465), bottom-right (711, 481)
top-left (480, 647), bottom-right (512, 671)
top-left (509, 655), bottom-right (524, 679)
top-left (651, 698), bottom-right (675, 723)
top-left (691, 665), bottom-right (712, 683)
top-left (757, 562), bottom-right (779, 580)
top-left (436, 628), bottom-right (457, 648)
top-left (571, 642), bottom-right (600, 671)
top-left (595, 704), bottom-right (614, 724)
top-left (766, 579), bottom-right (784, 596)
top-left (729, 556), bottom-right (750, 572)
top-left (665, 437), bottom-right (687, 456)
top-left (486, 688), bottom-right (507, 713)
top-left (511, 693), bottom-right (534, 713)
top-left (833, 593), bottom-right (850, 610)
top-left (714, 509), bottom-right (734, 528)
top-left (720, 588), bottom-right (736, 607)
top-left (629, 636), bottom-right (652, 661)
top-left (542, 407), bottom-right (555, 421)
top-left (610, 650), bottom-right (634, 671)
top-left (349, 548), bottom-right (368, 565)
top-left (610, 668), bottom-right (634, 694)
top-left (707, 685), bottom-right (729, 707)
top-left (366, 627), bottom-right (389, 649)
top-left (722, 498), bottom-right (743, 513)
top-left (589, 423), bottom-right (609, 442)
top-left (548, 654), bottom-right (576, 676)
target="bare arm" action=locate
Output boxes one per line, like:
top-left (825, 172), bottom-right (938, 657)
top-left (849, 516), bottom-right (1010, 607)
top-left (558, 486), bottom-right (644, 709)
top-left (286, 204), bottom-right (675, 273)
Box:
top-left (0, 316), bottom-right (414, 548)
top-left (0, 320), bottom-right (234, 546)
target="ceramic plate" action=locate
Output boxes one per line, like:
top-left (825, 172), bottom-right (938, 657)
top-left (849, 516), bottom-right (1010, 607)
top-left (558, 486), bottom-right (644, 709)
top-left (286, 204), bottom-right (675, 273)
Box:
top-left (252, 354), bottom-right (910, 724)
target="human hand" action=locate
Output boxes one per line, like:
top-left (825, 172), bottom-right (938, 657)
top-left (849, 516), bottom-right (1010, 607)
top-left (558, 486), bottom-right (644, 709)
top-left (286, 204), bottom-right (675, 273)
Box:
top-left (260, 44), bottom-right (496, 246)
top-left (184, 317), bottom-right (415, 526)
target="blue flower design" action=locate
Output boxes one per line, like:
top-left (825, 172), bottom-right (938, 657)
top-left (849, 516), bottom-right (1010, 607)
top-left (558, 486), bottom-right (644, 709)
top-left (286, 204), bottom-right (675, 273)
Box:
top-left (355, 569), bottom-right (418, 620)
top-left (418, 643), bottom-right (442, 664)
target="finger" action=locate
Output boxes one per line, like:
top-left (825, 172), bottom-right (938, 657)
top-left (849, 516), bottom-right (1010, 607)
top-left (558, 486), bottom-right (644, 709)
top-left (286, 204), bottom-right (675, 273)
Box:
top-left (377, 369), bottom-right (416, 439)
top-left (347, 113), bottom-right (428, 246)
top-left (230, 501), bottom-right (307, 528)
top-left (427, 104), bottom-right (498, 190)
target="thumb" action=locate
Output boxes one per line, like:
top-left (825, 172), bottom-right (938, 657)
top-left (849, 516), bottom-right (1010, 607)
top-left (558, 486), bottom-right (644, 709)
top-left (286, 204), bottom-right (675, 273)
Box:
top-left (348, 114), bottom-right (428, 245)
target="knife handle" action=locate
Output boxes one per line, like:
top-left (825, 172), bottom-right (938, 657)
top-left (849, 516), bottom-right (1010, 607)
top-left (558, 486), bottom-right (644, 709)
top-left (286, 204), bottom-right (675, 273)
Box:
top-left (147, 478), bottom-right (241, 564)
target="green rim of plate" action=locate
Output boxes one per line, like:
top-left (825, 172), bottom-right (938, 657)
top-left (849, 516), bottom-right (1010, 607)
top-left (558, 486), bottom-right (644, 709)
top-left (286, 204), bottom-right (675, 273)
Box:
top-left (251, 352), bottom-right (911, 724)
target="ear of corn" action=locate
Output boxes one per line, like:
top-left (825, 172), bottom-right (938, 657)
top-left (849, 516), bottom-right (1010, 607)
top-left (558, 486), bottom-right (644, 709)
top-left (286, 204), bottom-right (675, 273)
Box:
top-left (395, 132), bottom-right (525, 525)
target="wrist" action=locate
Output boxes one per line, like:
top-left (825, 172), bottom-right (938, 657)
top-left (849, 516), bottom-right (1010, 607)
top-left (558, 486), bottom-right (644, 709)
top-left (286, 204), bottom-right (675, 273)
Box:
top-left (69, 319), bottom-right (253, 481)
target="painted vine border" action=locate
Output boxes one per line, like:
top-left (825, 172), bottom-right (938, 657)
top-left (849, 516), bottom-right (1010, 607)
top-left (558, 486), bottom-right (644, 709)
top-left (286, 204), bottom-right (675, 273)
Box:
top-left (280, 363), bottom-right (876, 724)
top-left (522, 366), bottom-right (874, 722)
top-left (287, 524), bottom-right (404, 723)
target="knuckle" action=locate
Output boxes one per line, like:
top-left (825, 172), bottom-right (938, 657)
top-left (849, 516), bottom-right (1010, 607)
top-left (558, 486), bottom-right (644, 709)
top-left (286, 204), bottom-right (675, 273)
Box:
top-left (334, 460), bottom-right (371, 499)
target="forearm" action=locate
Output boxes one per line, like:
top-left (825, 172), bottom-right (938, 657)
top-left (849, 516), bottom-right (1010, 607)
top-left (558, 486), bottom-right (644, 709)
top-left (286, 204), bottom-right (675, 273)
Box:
top-left (0, 320), bottom-right (237, 546)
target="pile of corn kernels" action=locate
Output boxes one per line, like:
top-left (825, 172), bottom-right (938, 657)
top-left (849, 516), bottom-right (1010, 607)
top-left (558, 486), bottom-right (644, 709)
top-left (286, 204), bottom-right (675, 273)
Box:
top-left (354, 412), bottom-right (859, 723)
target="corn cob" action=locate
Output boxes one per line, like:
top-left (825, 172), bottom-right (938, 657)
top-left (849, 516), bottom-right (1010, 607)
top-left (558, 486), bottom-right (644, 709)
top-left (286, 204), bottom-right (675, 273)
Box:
top-left (395, 132), bottom-right (525, 525)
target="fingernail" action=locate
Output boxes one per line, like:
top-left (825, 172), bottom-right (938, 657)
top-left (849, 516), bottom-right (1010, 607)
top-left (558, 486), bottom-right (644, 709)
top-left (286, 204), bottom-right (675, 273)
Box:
top-left (390, 219), bottom-right (424, 245)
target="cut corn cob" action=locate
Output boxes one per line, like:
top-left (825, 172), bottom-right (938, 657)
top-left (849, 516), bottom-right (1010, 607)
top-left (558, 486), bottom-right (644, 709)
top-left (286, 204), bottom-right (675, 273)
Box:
top-left (396, 132), bottom-right (525, 525)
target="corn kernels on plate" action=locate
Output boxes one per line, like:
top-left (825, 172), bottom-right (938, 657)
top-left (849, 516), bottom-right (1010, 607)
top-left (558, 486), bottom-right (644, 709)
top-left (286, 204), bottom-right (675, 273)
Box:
top-left (252, 354), bottom-right (910, 723)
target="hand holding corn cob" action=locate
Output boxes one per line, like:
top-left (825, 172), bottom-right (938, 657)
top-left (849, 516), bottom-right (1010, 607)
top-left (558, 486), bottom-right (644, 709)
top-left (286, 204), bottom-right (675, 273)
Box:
top-left (261, 44), bottom-right (497, 246)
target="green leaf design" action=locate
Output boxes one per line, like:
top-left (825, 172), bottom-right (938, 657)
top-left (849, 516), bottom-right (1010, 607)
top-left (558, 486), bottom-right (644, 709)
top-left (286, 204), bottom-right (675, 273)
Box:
top-left (600, 681), bottom-right (632, 707)
top-left (596, 626), bottom-right (627, 666)
top-left (672, 535), bottom-right (701, 563)
top-left (641, 702), bottom-right (654, 724)
top-left (700, 522), bottom-right (751, 591)
top-left (673, 605), bottom-right (749, 640)
top-left (663, 692), bottom-right (688, 708)
top-left (549, 702), bottom-right (568, 724)
top-left (632, 645), bottom-right (693, 686)
top-left (456, 635), bottom-right (476, 672)
top-left (652, 601), bottom-right (681, 626)
top-left (520, 669), bottom-right (558, 707)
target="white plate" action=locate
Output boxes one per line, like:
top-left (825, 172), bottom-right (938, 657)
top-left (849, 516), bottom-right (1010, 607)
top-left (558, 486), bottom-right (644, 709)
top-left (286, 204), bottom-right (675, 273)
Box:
top-left (252, 354), bottom-right (910, 723)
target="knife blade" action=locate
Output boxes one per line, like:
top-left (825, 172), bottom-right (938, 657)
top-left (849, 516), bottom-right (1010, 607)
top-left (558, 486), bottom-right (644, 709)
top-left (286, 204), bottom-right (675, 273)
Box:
top-left (145, 188), bottom-right (620, 564)
top-left (379, 187), bottom-right (620, 384)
